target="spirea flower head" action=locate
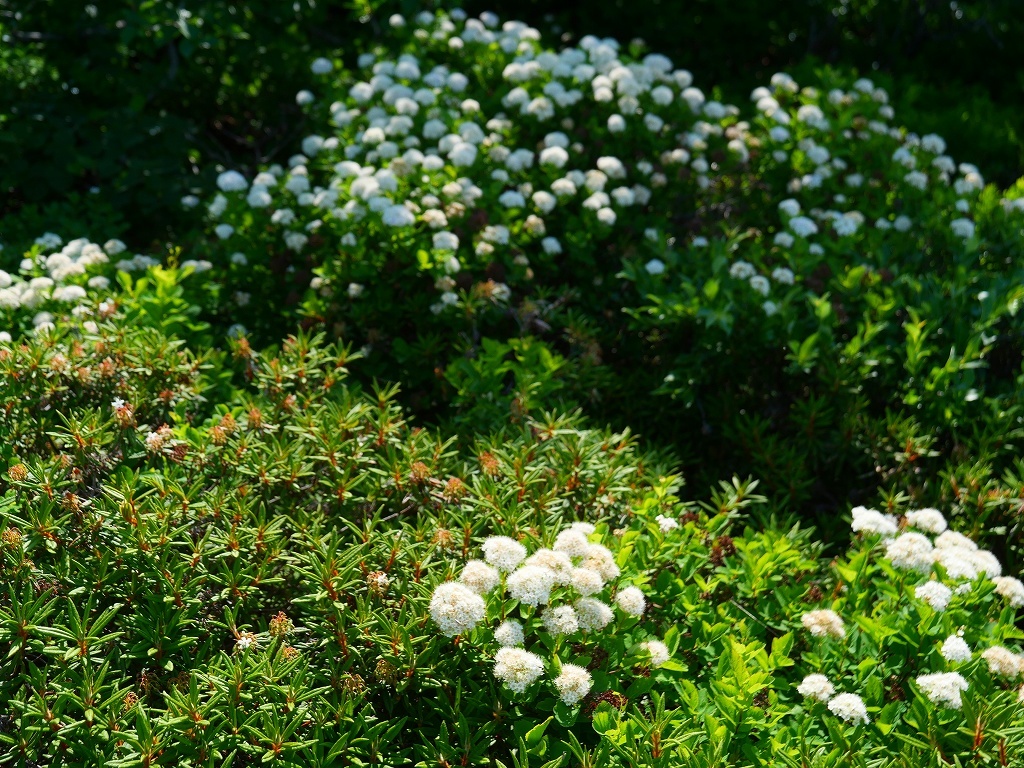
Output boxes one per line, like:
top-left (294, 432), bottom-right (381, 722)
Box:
top-left (850, 506), bottom-right (898, 536)
top-left (542, 605), bottom-right (579, 635)
top-left (941, 633), bottom-right (972, 663)
top-left (311, 57), bottom-right (333, 74)
top-left (905, 508), bottom-right (947, 534)
top-left (580, 543), bottom-right (620, 580)
top-left (429, 582), bottom-right (487, 637)
top-left (523, 549), bottom-right (574, 584)
top-left (507, 565), bottom-right (556, 607)
top-left (641, 640), bottom-right (670, 667)
top-left (915, 580), bottom-right (953, 612)
top-left (615, 586), bottom-right (646, 616)
top-left (216, 170), bottom-right (248, 192)
top-left (655, 514), bottom-right (679, 532)
top-left (460, 560), bottom-right (500, 595)
top-left (562, 580), bottom-right (609, 621)
top-left (482, 536), bottom-right (528, 572)
top-left (802, 609), bottom-right (845, 639)
top-left (493, 647), bottom-right (545, 693)
top-left (981, 646), bottom-right (1024, 678)
top-left (916, 672), bottom-right (969, 709)
top-left (495, 620), bottom-right (525, 647)
top-left (827, 693), bottom-right (869, 724)
top-left (570, 567), bottom-right (605, 596)
top-left (885, 532), bottom-right (934, 573)
top-left (553, 528), bottom-right (591, 558)
top-left (797, 674), bottom-right (835, 702)
top-left (991, 576), bottom-right (1024, 608)
top-left (553, 663), bottom-right (592, 705)
top-left (936, 531), bottom-right (978, 552)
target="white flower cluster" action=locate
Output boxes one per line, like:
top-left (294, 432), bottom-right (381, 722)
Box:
top-left (179, 7), bottom-right (1024, 331)
top-left (428, 523), bottom-right (666, 706)
top-left (915, 672), bottom-right (969, 709)
top-left (848, 509), bottom-right (1024, 710)
top-left (851, 508), bottom-right (1020, 608)
top-left (801, 609), bottom-right (846, 639)
top-left (0, 236), bottom-right (141, 339)
top-left (798, 674), bottom-right (871, 725)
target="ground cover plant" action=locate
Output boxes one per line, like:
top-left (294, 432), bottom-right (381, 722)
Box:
top-left (2, 4), bottom-right (1024, 767)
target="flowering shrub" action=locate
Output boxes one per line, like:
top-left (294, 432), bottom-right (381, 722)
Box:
top-left (147, 7), bottom-right (1024, 554)
top-left (5, 4), bottom-right (1024, 767)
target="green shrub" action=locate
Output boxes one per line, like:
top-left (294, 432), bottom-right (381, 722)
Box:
top-left (139, 8), bottom-right (1021, 556)
top-left (3, 321), bottom-right (1024, 766)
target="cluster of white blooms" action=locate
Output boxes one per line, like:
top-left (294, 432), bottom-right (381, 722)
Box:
top-left (553, 664), bottom-right (593, 705)
top-left (428, 581), bottom-right (487, 637)
top-left (940, 633), bottom-right (972, 663)
top-left (797, 673), bottom-right (835, 702)
top-left (850, 505), bottom-right (898, 536)
top-left (845, 512), bottom-right (1024, 708)
top-left (183, 6), bottom-right (1024, 328)
top-left (851, 508), bottom-right (1019, 608)
top-left (801, 609), bottom-right (846, 639)
top-left (915, 672), bottom-right (969, 709)
top-left (905, 508), bottom-right (948, 534)
top-left (886, 532), bottom-right (935, 573)
top-left (641, 640), bottom-right (670, 667)
top-left (981, 646), bottom-right (1024, 678)
top-left (0, 235), bottom-right (149, 339)
top-left (914, 580), bottom-right (953, 612)
top-left (991, 576), bottom-right (1024, 608)
top-left (493, 647), bottom-right (545, 693)
top-left (826, 692), bottom-right (870, 725)
top-left (429, 524), bottom-right (664, 706)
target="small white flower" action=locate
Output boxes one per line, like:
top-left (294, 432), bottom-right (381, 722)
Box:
top-left (542, 605), bottom-right (579, 636)
top-left (981, 646), bottom-right (1024, 678)
top-left (429, 582), bottom-right (487, 637)
top-left (507, 565), bottom-right (556, 607)
top-left (460, 560), bottom-right (500, 595)
top-left (216, 170), bottom-right (248, 192)
top-left (915, 580), bottom-right (953, 612)
top-left (802, 610), bottom-right (845, 639)
top-left (991, 576), bottom-right (1024, 608)
top-left (905, 509), bottom-right (947, 534)
top-left (482, 536), bottom-right (528, 572)
top-left (553, 529), bottom-right (590, 558)
top-left (310, 57), bottom-right (333, 74)
top-left (941, 634), bottom-right (972, 663)
top-left (827, 693), bottom-right (869, 724)
top-left (494, 647), bottom-right (545, 693)
top-left (580, 544), bottom-right (620, 581)
top-left (495, 620), bottom-right (525, 647)
top-left (641, 640), bottom-right (670, 667)
top-left (886, 532), bottom-right (934, 573)
top-left (615, 586), bottom-right (646, 616)
top-left (797, 674), bottom-right (835, 702)
top-left (553, 663), bottom-right (592, 705)
top-left (655, 515), bottom-right (679, 533)
top-left (575, 597), bottom-right (614, 632)
top-left (541, 237), bottom-right (562, 255)
top-left (946, 218), bottom-right (970, 239)
top-left (570, 567), bottom-right (605, 596)
top-left (916, 672), bottom-right (968, 709)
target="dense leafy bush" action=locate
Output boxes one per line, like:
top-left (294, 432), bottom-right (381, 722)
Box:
top-left (2, 322), bottom-right (1024, 765)
top-left (4, 6), bottom-right (1024, 766)
top-left (117, 8), bottom-right (1017, 555)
